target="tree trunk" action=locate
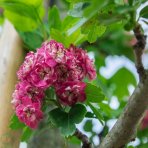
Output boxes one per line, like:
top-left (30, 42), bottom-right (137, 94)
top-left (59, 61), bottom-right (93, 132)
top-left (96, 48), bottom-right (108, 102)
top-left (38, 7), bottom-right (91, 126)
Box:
top-left (0, 20), bottom-right (24, 148)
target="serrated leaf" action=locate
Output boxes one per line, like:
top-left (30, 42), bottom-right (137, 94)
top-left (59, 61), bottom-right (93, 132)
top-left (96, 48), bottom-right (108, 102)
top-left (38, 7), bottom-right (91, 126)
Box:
top-left (4, 10), bottom-right (38, 31)
top-left (1, 0), bottom-right (44, 31)
top-left (19, 29), bottom-right (43, 50)
top-left (9, 114), bottom-right (25, 130)
top-left (108, 67), bottom-right (136, 99)
top-left (60, 122), bottom-right (76, 137)
top-left (48, 104), bottom-right (86, 136)
top-left (67, 0), bottom-right (109, 35)
top-left (48, 5), bottom-right (62, 30)
top-left (49, 108), bottom-right (75, 136)
top-left (69, 104), bottom-right (87, 124)
top-left (87, 102), bottom-right (104, 125)
top-left (21, 127), bottom-right (33, 142)
top-left (49, 108), bottom-right (68, 127)
top-left (140, 6), bottom-right (148, 18)
top-left (87, 25), bottom-right (106, 43)
top-left (85, 83), bottom-right (105, 103)
top-left (50, 28), bottom-right (67, 46)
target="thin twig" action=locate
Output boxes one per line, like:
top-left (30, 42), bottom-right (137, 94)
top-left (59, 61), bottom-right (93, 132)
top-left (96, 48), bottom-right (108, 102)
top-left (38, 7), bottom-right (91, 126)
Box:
top-left (74, 128), bottom-right (92, 148)
top-left (133, 24), bottom-right (147, 82)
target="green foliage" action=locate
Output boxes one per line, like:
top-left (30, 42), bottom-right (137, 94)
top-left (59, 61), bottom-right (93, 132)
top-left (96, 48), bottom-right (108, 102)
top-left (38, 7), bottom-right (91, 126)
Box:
top-left (48, 6), bottom-right (62, 31)
top-left (21, 127), bottom-right (33, 142)
top-left (81, 16), bottom-right (106, 43)
top-left (5, 0), bottom-right (148, 146)
top-left (87, 102), bottom-right (104, 125)
top-left (83, 120), bottom-right (93, 132)
top-left (19, 29), bottom-right (44, 50)
top-left (85, 83), bottom-right (105, 103)
top-left (0, 0), bottom-right (44, 31)
top-left (48, 104), bottom-right (87, 136)
top-left (140, 6), bottom-right (148, 19)
top-left (108, 67), bottom-right (136, 99)
top-left (9, 114), bottom-right (25, 129)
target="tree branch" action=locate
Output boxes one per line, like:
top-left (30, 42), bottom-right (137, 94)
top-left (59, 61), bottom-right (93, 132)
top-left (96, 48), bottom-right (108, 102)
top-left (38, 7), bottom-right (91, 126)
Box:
top-left (99, 72), bottom-right (148, 148)
top-left (133, 24), bottom-right (147, 82)
top-left (74, 128), bottom-right (92, 148)
top-left (98, 25), bottom-right (148, 148)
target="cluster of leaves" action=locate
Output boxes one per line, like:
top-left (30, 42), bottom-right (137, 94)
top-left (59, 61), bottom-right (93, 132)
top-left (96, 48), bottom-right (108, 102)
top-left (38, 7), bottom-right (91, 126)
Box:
top-left (0, 0), bottom-right (147, 147)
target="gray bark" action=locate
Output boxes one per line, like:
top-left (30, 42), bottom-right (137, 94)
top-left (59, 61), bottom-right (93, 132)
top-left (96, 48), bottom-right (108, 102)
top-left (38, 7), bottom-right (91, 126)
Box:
top-left (99, 71), bottom-right (148, 148)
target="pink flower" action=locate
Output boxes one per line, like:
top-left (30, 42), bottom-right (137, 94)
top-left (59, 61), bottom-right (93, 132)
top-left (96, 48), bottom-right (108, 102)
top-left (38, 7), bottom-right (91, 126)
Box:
top-left (37, 40), bottom-right (66, 66)
top-left (54, 64), bottom-right (69, 84)
top-left (56, 81), bottom-right (86, 106)
top-left (12, 81), bottom-right (44, 107)
top-left (25, 52), bottom-right (56, 89)
top-left (16, 102), bottom-right (43, 129)
top-left (13, 40), bottom-right (97, 127)
top-left (17, 52), bottom-right (36, 80)
top-left (26, 62), bottom-right (56, 89)
top-left (67, 45), bottom-right (96, 80)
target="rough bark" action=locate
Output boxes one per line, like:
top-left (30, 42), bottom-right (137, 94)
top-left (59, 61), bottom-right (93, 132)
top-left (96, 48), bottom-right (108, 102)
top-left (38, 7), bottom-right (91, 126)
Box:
top-left (99, 71), bottom-right (148, 148)
top-left (98, 23), bottom-right (147, 148)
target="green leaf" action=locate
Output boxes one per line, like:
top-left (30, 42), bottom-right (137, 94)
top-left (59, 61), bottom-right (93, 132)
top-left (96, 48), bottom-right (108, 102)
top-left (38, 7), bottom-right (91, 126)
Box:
top-left (87, 102), bottom-right (104, 125)
top-left (60, 122), bottom-right (76, 137)
top-left (99, 102), bottom-right (112, 117)
top-left (81, 15), bottom-right (106, 42)
top-left (108, 67), bottom-right (136, 99)
top-left (62, 16), bottom-right (79, 32)
top-left (9, 114), bottom-right (25, 129)
top-left (21, 127), bottom-right (33, 142)
top-left (4, 10), bottom-right (38, 31)
top-left (67, 0), bottom-right (109, 36)
top-left (68, 2), bottom-right (84, 17)
top-left (50, 28), bottom-right (67, 46)
top-left (1, 0), bottom-right (43, 7)
top-left (49, 108), bottom-right (68, 127)
top-left (84, 120), bottom-right (93, 132)
top-left (85, 83), bottom-right (105, 103)
top-left (140, 6), bottom-right (148, 18)
top-left (66, 28), bottom-right (86, 46)
top-left (48, 6), bottom-right (62, 30)
top-left (87, 24), bottom-right (106, 43)
top-left (49, 108), bottom-right (76, 137)
top-left (19, 29), bottom-right (44, 50)
top-left (1, 0), bottom-right (44, 31)
top-left (48, 104), bottom-right (87, 136)
top-left (69, 104), bottom-right (87, 124)
top-left (85, 112), bottom-right (96, 118)
top-left (24, 0), bottom-right (42, 6)
top-left (1, 1), bottom-right (38, 20)
top-left (0, 13), bottom-right (4, 25)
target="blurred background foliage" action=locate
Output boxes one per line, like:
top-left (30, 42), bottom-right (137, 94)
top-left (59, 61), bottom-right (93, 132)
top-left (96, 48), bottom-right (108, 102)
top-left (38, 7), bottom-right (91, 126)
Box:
top-left (0, 0), bottom-right (148, 147)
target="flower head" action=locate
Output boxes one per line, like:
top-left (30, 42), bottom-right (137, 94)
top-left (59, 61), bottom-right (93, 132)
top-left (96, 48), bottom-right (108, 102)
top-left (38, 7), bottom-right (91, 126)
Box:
top-left (16, 102), bottom-right (43, 129)
top-left (12, 81), bottom-right (44, 107)
top-left (56, 81), bottom-right (86, 106)
top-left (12, 40), bottom-right (97, 129)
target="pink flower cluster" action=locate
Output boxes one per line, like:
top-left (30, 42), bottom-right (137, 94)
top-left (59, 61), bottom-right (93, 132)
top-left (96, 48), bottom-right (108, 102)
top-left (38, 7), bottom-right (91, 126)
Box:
top-left (12, 40), bottom-right (96, 128)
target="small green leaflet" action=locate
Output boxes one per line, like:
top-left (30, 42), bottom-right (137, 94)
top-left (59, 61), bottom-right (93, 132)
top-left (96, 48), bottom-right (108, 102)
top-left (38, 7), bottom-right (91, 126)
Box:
top-left (85, 83), bottom-right (105, 103)
top-left (21, 126), bottom-right (33, 142)
top-left (87, 102), bottom-right (104, 125)
top-left (9, 114), bottom-right (25, 129)
top-left (140, 6), bottom-right (148, 19)
top-left (48, 5), bottom-right (62, 31)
